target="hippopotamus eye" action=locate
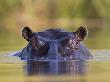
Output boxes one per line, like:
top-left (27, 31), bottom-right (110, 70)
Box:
top-left (67, 37), bottom-right (80, 50)
top-left (30, 36), bottom-right (46, 50)
top-left (60, 37), bottom-right (70, 45)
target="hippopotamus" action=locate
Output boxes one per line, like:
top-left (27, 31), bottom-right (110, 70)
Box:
top-left (15, 26), bottom-right (92, 75)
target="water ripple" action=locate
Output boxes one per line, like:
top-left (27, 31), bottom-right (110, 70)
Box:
top-left (1, 50), bottom-right (110, 63)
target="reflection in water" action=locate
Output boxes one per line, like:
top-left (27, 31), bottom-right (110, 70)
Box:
top-left (1, 51), bottom-right (110, 82)
top-left (25, 60), bottom-right (88, 82)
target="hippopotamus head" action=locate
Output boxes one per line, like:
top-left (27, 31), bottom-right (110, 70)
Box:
top-left (20, 26), bottom-right (92, 61)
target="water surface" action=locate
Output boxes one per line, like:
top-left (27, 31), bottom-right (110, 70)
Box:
top-left (0, 50), bottom-right (110, 82)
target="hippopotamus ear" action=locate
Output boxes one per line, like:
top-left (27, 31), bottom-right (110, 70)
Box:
top-left (75, 26), bottom-right (88, 41)
top-left (22, 27), bottom-right (33, 41)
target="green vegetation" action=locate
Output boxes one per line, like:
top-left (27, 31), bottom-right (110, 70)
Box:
top-left (0, 0), bottom-right (110, 51)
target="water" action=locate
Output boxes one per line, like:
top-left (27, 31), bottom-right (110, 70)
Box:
top-left (0, 50), bottom-right (110, 82)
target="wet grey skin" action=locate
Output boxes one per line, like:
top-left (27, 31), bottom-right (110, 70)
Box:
top-left (15, 26), bottom-right (92, 61)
